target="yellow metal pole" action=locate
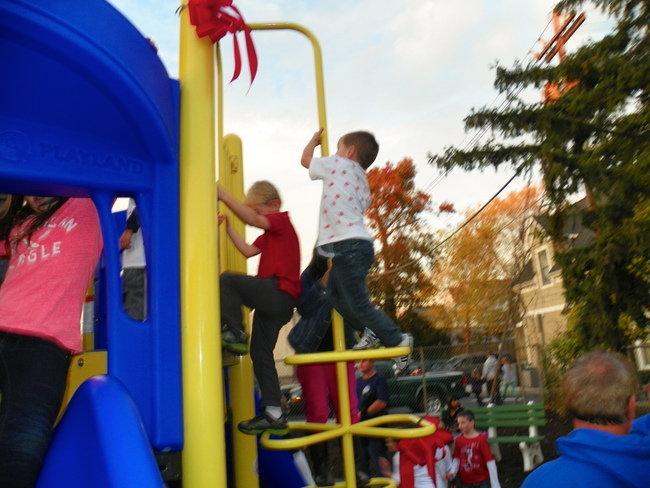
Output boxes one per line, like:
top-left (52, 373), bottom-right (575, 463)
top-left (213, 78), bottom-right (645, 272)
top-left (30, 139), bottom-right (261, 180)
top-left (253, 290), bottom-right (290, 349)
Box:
top-left (221, 134), bottom-right (259, 488)
top-left (179, 10), bottom-right (226, 488)
top-left (332, 310), bottom-right (357, 488)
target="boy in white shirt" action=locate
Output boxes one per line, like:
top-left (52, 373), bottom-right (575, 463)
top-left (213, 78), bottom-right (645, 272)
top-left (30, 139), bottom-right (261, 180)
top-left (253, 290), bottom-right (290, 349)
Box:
top-left (301, 129), bottom-right (412, 371)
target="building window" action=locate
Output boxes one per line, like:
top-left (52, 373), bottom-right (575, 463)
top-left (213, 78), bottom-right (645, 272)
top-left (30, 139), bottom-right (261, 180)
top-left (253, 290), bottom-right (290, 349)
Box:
top-left (538, 250), bottom-right (551, 285)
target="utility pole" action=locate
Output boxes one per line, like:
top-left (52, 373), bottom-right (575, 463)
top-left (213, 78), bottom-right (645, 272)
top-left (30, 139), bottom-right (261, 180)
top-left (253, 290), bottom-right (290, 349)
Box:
top-left (535, 9), bottom-right (586, 103)
top-left (535, 8), bottom-right (593, 206)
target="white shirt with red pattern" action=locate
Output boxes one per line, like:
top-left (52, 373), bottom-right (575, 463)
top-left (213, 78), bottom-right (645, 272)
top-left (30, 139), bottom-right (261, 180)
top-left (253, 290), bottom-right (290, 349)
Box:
top-left (309, 155), bottom-right (373, 247)
top-left (0, 198), bottom-right (102, 353)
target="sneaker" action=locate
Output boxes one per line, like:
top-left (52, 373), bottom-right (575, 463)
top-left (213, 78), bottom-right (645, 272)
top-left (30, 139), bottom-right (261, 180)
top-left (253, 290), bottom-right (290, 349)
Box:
top-left (238, 412), bottom-right (288, 436)
top-left (393, 333), bottom-right (413, 374)
top-left (221, 325), bottom-right (249, 355)
top-left (353, 328), bottom-right (381, 350)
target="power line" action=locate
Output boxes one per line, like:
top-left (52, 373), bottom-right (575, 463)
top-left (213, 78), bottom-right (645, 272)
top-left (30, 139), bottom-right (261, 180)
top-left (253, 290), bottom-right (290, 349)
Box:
top-left (429, 166), bottom-right (526, 252)
top-left (382, 165), bottom-right (528, 276)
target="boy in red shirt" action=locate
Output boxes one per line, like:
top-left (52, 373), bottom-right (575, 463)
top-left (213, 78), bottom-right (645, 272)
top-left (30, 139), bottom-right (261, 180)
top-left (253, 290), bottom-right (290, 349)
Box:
top-left (217, 181), bottom-right (301, 435)
top-left (448, 410), bottom-right (501, 488)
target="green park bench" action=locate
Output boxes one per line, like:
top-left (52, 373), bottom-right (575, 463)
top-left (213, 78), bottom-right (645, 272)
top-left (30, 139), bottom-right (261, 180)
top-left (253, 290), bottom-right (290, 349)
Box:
top-left (473, 402), bottom-right (545, 472)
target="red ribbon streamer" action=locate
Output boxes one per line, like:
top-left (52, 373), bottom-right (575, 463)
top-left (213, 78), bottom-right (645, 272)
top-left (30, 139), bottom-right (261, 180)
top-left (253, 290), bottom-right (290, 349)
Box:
top-left (187, 0), bottom-right (258, 85)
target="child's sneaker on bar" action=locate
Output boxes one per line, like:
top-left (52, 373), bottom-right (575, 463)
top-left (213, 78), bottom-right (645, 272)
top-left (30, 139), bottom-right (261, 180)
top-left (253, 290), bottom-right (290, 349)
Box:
top-left (393, 333), bottom-right (413, 374)
top-left (353, 328), bottom-right (381, 350)
top-left (221, 324), bottom-right (249, 355)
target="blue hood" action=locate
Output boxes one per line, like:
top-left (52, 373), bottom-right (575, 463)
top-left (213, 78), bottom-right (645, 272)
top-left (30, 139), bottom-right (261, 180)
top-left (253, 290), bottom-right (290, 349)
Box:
top-left (554, 414), bottom-right (650, 488)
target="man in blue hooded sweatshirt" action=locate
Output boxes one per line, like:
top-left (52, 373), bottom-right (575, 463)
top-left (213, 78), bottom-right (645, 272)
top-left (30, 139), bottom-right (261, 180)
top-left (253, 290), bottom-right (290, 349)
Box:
top-left (522, 351), bottom-right (650, 488)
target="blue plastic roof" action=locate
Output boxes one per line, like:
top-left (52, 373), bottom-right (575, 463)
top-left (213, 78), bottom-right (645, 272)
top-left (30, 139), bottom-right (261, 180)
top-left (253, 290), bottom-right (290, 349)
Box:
top-left (0, 0), bottom-right (178, 195)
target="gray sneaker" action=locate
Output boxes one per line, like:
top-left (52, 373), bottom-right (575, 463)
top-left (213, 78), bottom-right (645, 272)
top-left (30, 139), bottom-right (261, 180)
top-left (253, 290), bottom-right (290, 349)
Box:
top-left (353, 328), bottom-right (381, 350)
top-left (393, 333), bottom-right (413, 374)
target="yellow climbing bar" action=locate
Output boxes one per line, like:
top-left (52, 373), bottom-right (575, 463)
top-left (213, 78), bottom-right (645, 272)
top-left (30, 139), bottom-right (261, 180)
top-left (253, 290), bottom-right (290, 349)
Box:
top-left (284, 346), bottom-right (412, 365)
top-left (219, 133), bottom-right (259, 488)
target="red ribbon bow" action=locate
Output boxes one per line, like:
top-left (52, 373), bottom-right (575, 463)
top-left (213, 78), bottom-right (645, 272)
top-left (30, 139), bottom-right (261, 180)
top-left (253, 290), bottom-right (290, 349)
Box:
top-left (187, 0), bottom-right (258, 84)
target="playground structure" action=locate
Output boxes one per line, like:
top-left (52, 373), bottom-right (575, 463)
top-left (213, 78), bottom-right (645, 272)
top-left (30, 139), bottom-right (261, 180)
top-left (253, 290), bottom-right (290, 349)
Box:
top-left (0, 1), bottom-right (434, 487)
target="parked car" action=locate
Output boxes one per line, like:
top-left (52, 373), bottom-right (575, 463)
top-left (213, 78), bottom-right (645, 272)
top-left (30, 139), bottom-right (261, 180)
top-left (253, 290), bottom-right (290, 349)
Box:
top-left (281, 360), bottom-right (466, 418)
top-left (375, 360), bottom-right (467, 415)
top-left (440, 353), bottom-right (489, 378)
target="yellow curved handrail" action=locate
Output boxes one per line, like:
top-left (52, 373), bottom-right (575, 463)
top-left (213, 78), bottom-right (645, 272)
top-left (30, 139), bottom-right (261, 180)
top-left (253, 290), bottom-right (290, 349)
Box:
top-left (261, 415), bottom-right (434, 450)
top-left (248, 22), bottom-right (330, 155)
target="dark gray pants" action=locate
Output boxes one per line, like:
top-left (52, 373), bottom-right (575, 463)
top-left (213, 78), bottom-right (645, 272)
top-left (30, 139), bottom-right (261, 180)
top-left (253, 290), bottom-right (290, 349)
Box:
top-left (220, 272), bottom-right (295, 408)
top-left (122, 267), bottom-right (146, 321)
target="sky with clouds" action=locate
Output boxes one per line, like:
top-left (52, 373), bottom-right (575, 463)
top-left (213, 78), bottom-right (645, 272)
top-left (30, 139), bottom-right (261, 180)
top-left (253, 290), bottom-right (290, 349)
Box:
top-left (109, 0), bottom-right (612, 268)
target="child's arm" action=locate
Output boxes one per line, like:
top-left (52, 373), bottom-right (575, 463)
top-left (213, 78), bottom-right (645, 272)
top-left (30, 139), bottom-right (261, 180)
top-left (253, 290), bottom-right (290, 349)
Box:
top-left (446, 457), bottom-right (459, 480)
top-left (219, 214), bottom-right (260, 258)
top-left (446, 443), bottom-right (460, 480)
top-left (301, 129), bottom-right (323, 168)
top-left (487, 460), bottom-right (501, 488)
top-left (480, 435), bottom-right (501, 488)
top-left (217, 184), bottom-right (270, 230)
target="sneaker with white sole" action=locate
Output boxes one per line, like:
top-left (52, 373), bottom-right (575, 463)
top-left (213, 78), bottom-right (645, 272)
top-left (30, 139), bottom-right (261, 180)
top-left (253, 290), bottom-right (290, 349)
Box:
top-left (353, 328), bottom-right (381, 350)
top-left (393, 333), bottom-right (414, 374)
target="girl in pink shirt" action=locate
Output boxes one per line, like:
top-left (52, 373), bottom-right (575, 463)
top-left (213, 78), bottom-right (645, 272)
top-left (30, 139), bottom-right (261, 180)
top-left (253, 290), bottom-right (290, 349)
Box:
top-left (0, 195), bottom-right (102, 487)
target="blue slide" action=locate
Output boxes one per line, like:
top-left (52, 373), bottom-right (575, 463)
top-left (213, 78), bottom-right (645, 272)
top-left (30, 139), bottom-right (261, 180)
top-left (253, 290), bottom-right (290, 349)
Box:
top-left (37, 376), bottom-right (163, 487)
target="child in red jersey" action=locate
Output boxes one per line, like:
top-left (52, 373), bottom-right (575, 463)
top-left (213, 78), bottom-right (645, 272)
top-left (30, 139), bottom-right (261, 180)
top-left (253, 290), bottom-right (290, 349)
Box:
top-left (217, 181), bottom-right (301, 435)
top-left (448, 410), bottom-right (501, 488)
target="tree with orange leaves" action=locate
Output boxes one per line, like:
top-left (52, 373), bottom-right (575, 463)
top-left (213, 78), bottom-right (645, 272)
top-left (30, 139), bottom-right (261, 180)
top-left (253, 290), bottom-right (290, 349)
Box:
top-left (433, 185), bottom-right (541, 344)
top-left (365, 158), bottom-right (445, 345)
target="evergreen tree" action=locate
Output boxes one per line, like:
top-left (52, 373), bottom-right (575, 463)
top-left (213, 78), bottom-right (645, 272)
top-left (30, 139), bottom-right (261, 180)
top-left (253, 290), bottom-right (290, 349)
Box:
top-left (429, 0), bottom-right (649, 351)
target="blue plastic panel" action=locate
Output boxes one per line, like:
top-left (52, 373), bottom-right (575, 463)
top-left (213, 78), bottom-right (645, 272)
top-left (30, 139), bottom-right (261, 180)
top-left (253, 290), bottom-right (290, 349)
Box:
top-left (0, 0), bottom-right (182, 450)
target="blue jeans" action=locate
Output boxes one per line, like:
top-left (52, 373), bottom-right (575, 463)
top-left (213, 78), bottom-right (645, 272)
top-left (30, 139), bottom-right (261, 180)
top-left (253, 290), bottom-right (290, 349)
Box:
top-left (0, 332), bottom-right (70, 488)
top-left (320, 239), bottom-right (402, 347)
top-left (289, 271), bottom-right (356, 353)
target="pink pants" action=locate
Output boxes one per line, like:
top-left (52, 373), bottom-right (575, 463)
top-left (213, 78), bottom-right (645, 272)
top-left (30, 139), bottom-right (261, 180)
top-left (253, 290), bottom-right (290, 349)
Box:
top-left (296, 362), bottom-right (360, 424)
